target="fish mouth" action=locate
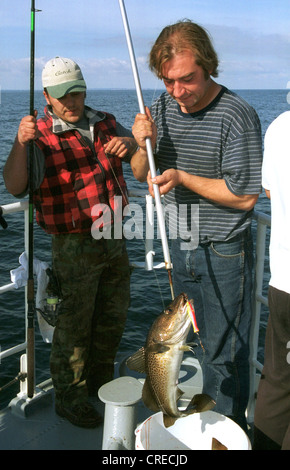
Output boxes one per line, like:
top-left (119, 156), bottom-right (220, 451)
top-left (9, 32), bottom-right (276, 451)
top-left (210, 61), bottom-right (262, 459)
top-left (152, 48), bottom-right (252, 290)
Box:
top-left (169, 292), bottom-right (188, 311)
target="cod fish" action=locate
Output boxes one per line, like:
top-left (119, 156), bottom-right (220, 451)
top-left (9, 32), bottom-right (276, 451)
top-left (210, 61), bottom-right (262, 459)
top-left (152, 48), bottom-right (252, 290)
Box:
top-left (126, 293), bottom-right (215, 428)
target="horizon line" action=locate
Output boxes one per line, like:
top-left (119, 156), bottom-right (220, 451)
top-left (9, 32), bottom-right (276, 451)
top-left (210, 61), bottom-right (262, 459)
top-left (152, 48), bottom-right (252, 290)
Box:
top-left (1, 87), bottom-right (287, 92)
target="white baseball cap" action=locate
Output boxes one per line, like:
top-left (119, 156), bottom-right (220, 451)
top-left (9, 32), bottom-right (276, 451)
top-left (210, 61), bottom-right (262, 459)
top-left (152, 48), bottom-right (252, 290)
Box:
top-left (42, 57), bottom-right (87, 99)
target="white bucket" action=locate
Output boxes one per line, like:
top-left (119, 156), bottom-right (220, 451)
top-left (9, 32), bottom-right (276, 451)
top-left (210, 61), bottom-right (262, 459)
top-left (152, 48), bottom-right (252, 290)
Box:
top-left (135, 411), bottom-right (251, 450)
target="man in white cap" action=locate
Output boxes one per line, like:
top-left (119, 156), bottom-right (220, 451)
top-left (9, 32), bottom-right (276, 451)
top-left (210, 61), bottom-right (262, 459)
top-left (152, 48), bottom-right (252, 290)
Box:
top-left (42, 56), bottom-right (87, 99)
top-left (4, 57), bottom-right (142, 428)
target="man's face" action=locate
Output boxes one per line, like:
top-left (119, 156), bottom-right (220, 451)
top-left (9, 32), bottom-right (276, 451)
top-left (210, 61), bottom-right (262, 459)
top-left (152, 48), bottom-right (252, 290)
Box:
top-left (161, 49), bottom-right (213, 114)
top-left (43, 91), bottom-right (86, 123)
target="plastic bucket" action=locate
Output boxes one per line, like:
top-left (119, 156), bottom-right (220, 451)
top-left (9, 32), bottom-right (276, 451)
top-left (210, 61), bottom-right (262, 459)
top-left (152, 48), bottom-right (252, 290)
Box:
top-left (135, 411), bottom-right (251, 450)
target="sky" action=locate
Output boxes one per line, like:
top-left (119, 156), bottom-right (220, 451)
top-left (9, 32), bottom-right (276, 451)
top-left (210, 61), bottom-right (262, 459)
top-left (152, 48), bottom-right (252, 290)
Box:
top-left (0, 0), bottom-right (289, 91)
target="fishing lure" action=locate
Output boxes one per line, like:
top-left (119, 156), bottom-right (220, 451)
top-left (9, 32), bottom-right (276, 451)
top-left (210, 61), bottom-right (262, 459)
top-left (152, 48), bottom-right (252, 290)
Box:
top-left (186, 301), bottom-right (199, 333)
top-left (186, 300), bottom-right (205, 354)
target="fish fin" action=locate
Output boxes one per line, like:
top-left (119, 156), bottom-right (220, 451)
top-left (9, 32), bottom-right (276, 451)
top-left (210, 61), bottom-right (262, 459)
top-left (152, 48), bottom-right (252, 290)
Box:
top-left (186, 393), bottom-right (216, 413)
top-left (212, 437), bottom-right (228, 450)
top-left (149, 343), bottom-right (170, 354)
top-left (179, 345), bottom-right (192, 352)
top-left (163, 414), bottom-right (178, 428)
top-left (142, 380), bottom-right (160, 412)
top-left (179, 342), bottom-right (198, 353)
top-left (126, 347), bottom-right (146, 373)
top-left (177, 387), bottom-right (184, 401)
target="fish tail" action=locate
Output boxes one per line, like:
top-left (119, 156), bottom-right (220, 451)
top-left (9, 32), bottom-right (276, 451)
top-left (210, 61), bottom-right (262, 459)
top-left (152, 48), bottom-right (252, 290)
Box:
top-left (186, 393), bottom-right (216, 413)
top-left (163, 414), bottom-right (178, 428)
top-left (162, 394), bottom-right (216, 428)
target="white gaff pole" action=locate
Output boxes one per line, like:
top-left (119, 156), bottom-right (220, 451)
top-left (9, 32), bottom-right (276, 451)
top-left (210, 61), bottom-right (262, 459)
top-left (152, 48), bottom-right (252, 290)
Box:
top-left (119, 0), bottom-right (174, 299)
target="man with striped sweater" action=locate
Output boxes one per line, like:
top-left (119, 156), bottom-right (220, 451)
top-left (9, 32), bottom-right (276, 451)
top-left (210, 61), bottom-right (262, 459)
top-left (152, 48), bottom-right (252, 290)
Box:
top-left (132, 20), bottom-right (262, 432)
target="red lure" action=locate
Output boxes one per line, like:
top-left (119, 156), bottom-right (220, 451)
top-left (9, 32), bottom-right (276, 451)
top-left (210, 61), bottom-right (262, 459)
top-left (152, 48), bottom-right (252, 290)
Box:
top-left (186, 301), bottom-right (199, 333)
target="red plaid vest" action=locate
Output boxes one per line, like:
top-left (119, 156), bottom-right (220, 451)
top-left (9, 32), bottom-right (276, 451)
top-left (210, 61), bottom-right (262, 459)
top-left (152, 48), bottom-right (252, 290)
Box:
top-left (34, 109), bottom-right (128, 234)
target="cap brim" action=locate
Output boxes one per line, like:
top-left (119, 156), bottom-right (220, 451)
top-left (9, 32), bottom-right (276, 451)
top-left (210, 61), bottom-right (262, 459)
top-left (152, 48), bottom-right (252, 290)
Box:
top-left (46, 80), bottom-right (87, 99)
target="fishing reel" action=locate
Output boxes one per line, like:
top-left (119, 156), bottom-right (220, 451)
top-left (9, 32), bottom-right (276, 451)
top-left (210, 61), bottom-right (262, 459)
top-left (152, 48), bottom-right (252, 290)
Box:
top-left (37, 268), bottom-right (62, 327)
top-left (37, 296), bottom-right (62, 327)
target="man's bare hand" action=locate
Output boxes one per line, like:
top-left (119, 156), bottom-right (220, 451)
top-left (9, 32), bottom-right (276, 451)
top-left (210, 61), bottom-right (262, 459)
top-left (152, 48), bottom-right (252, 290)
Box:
top-left (17, 111), bottom-right (39, 146)
top-left (104, 136), bottom-right (135, 158)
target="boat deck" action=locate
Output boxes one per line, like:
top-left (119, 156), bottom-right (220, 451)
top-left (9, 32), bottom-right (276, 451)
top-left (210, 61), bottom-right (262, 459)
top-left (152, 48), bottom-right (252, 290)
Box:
top-left (0, 385), bottom-right (105, 450)
top-left (0, 357), bottom-right (202, 451)
top-left (0, 201), bottom-right (269, 451)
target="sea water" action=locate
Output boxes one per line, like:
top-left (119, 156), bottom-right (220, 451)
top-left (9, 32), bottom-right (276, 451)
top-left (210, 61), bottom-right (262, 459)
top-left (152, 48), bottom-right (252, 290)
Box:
top-left (0, 88), bottom-right (289, 407)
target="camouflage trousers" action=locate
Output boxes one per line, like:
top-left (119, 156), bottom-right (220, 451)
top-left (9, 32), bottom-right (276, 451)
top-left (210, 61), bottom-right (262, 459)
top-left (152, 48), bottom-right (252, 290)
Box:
top-left (49, 233), bottom-right (131, 407)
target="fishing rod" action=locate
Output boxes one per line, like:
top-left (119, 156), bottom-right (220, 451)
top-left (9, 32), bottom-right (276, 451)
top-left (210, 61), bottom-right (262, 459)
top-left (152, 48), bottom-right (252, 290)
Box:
top-left (27, 0), bottom-right (40, 399)
top-left (119, 0), bottom-right (175, 301)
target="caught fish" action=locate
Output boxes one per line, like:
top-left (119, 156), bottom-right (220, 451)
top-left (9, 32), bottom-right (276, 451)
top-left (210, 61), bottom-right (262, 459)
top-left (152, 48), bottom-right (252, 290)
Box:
top-left (126, 292), bottom-right (215, 428)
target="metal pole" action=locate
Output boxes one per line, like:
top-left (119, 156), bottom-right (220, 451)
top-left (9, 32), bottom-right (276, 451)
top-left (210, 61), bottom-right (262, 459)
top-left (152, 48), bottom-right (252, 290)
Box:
top-left (119, 0), bottom-right (174, 299)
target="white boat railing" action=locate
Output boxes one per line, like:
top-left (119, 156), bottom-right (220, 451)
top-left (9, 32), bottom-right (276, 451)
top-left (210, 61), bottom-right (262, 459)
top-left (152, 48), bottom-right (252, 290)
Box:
top-left (0, 201), bottom-right (29, 363)
top-left (0, 195), bottom-right (271, 423)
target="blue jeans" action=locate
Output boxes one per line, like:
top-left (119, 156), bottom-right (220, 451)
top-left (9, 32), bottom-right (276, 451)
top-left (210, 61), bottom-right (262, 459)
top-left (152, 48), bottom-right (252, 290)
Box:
top-left (171, 228), bottom-right (253, 430)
